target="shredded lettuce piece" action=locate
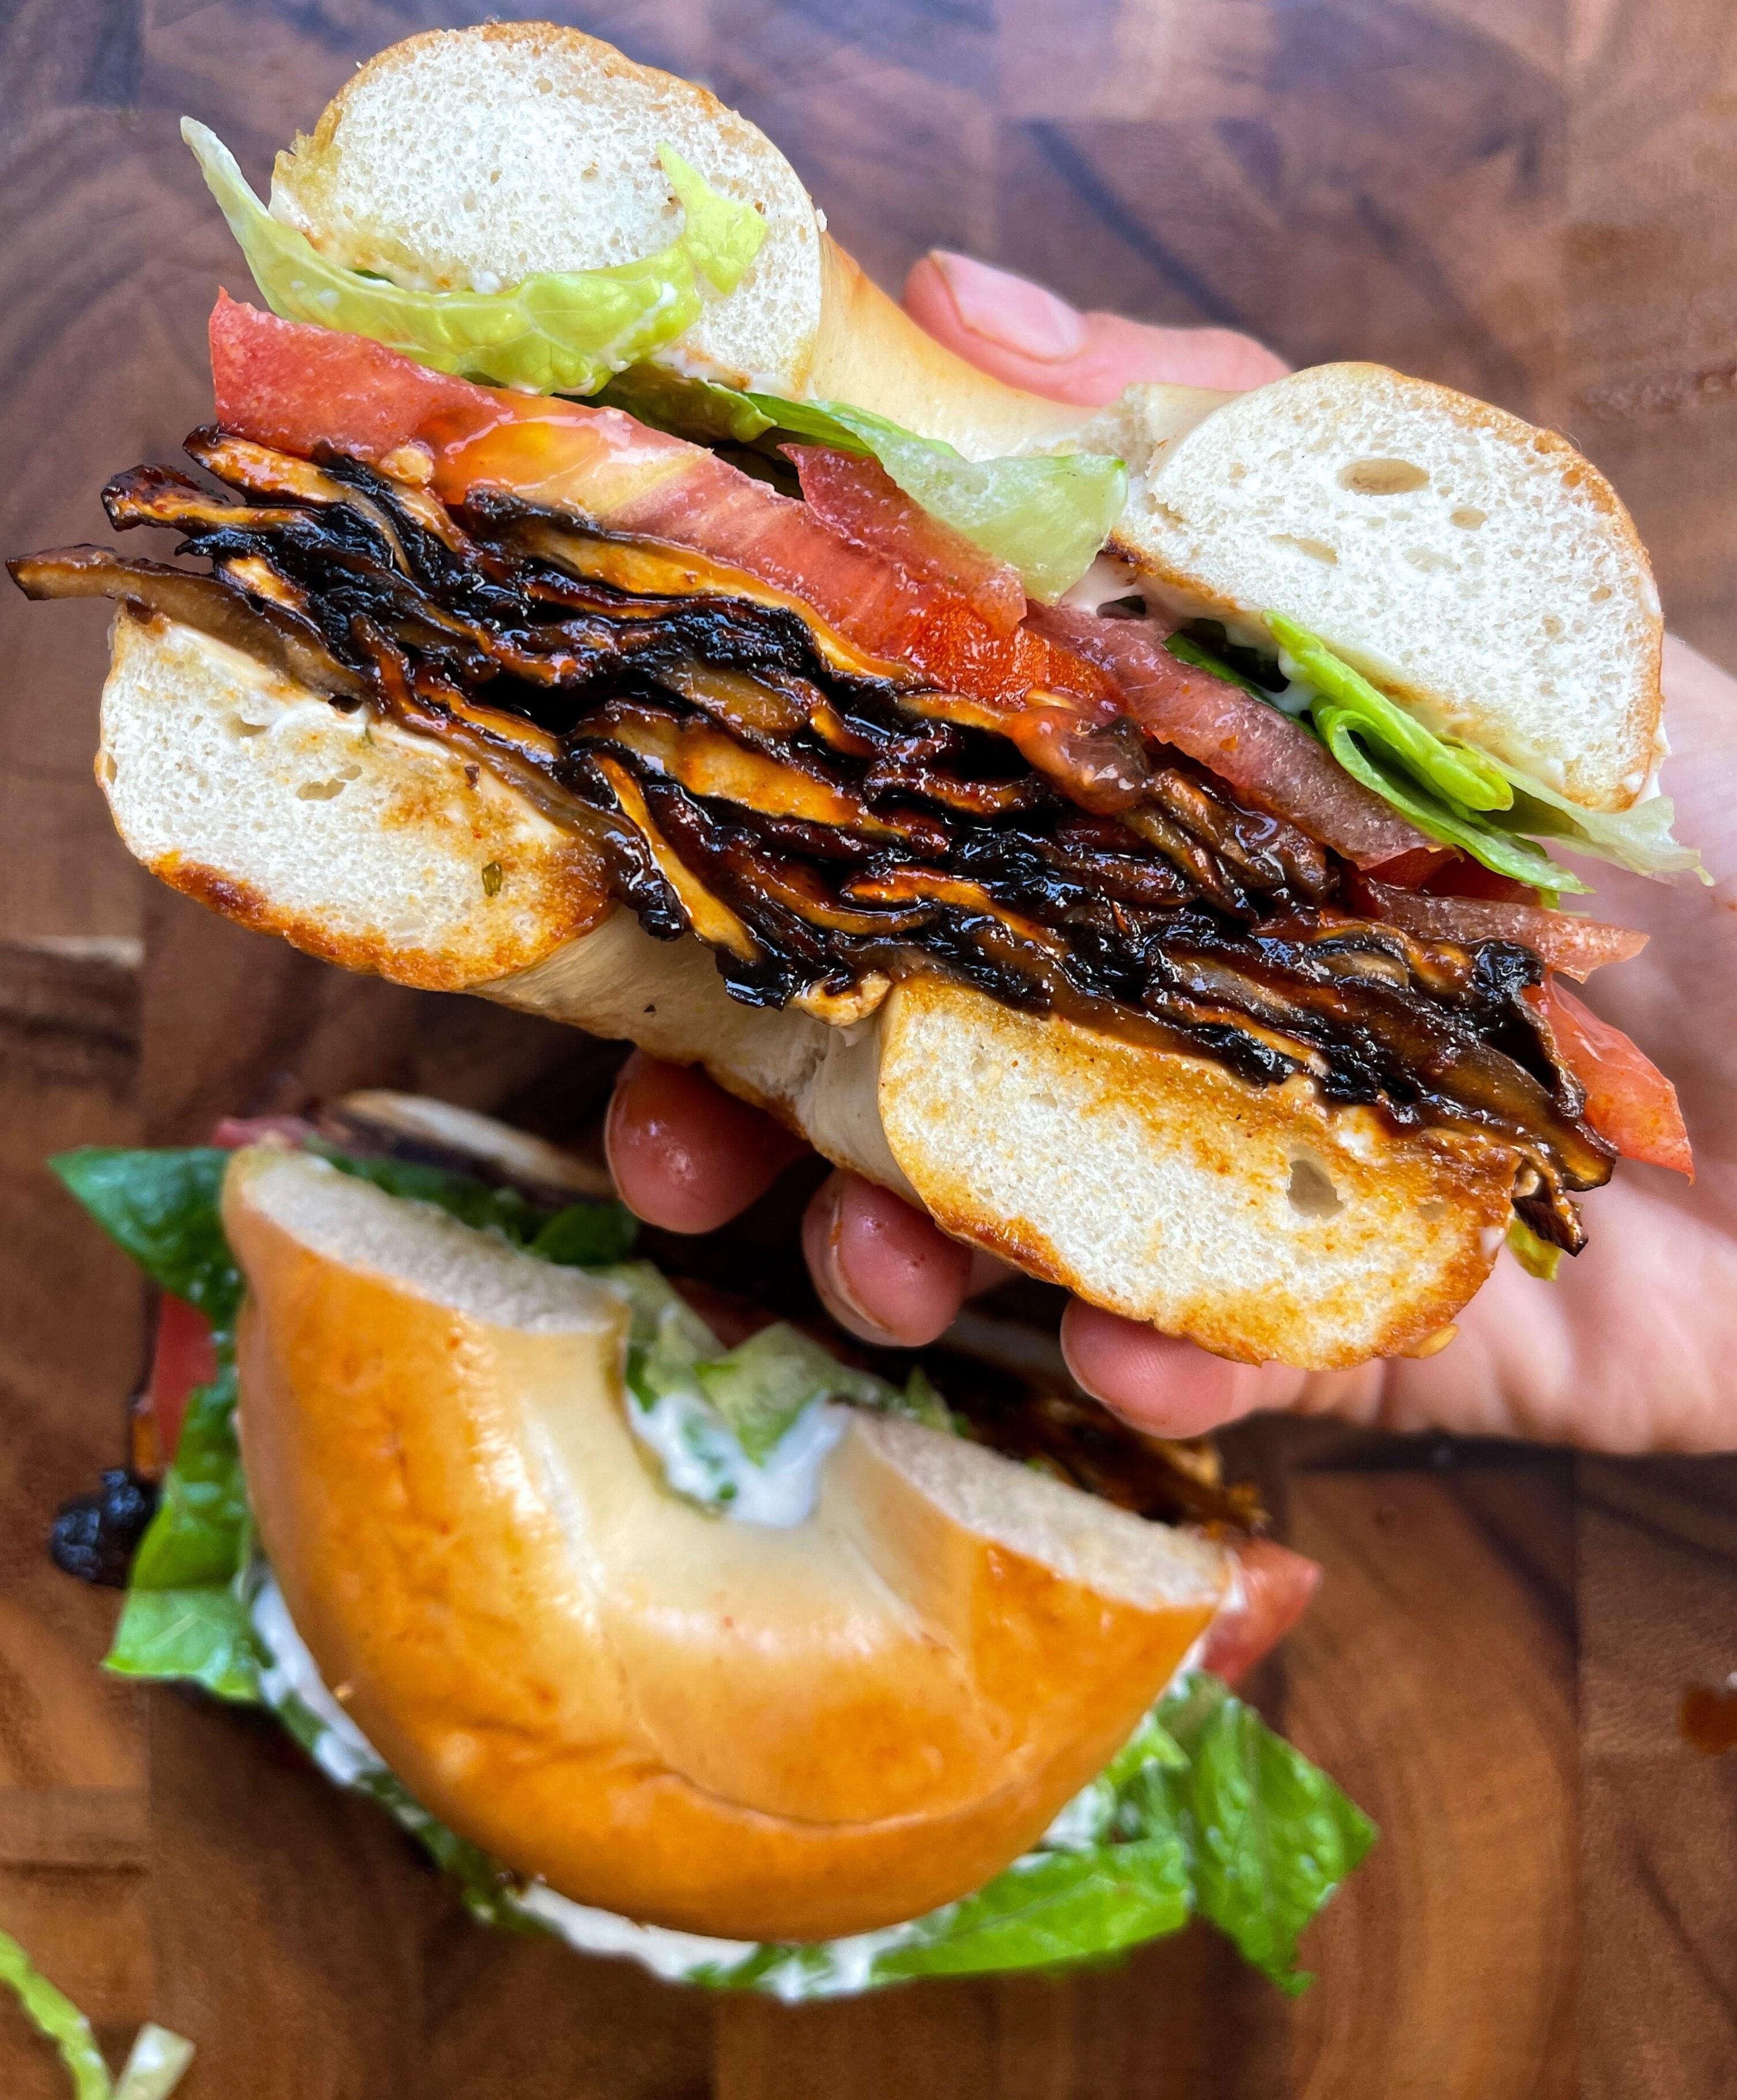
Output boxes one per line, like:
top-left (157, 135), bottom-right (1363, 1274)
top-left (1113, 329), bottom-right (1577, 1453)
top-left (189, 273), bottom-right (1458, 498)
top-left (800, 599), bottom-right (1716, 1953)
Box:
top-left (1507, 1215), bottom-right (1563, 1281)
top-left (183, 121), bottom-right (765, 396)
top-left (0, 1931), bottom-right (194, 2100)
top-left (114, 2026), bottom-right (198, 2100)
top-left (601, 1260), bottom-right (955, 1502)
top-left (1262, 615), bottom-right (1588, 891)
top-left (742, 392), bottom-right (1126, 604)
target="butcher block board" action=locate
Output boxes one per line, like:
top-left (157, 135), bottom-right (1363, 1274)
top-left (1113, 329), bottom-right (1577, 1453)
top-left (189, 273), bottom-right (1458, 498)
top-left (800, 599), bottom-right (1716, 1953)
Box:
top-left (3, 0), bottom-right (1737, 2093)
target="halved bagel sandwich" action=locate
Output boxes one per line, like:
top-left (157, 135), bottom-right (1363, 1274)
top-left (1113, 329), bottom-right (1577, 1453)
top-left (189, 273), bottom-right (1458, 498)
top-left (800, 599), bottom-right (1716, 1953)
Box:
top-left (12, 23), bottom-right (1696, 1371)
top-left (47, 1094), bottom-right (1370, 1994)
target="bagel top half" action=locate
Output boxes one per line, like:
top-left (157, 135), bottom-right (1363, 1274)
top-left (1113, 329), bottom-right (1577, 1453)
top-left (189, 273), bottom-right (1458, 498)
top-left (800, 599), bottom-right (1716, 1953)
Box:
top-left (225, 1144), bottom-right (1228, 1941)
top-left (274, 21), bottom-right (1660, 812)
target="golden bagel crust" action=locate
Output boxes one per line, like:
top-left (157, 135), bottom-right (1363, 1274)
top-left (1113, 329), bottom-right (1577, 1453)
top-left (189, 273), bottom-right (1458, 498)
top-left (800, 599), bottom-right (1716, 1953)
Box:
top-left (225, 1149), bottom-right (1223, 1939)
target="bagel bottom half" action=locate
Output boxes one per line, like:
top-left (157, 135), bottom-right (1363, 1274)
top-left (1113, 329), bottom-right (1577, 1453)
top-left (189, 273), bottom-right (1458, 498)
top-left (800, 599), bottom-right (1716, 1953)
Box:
top-left (224, 1146), bottom-right (1228, 1940)
top-left (105, 611), bottom-right (1517, 1368)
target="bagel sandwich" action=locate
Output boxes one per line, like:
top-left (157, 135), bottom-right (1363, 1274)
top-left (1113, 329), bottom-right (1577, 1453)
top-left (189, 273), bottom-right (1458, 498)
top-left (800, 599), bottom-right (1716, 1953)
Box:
top-left (11, 23), bottom-right (1696, 1372)
top-left (47, 1094), bottom-right (1370, 1995)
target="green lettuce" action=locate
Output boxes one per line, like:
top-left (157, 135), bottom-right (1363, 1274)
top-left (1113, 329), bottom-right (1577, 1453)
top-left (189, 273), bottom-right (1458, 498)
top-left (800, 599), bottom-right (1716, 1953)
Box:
top-left (184, 120), bottom-right (766, 396)
top-left (1264, 612), bottom-right (1703, 889)
top-left (742, 393), bottom-right (1126, 604)
top-left (595, 368), bottom-right (1127, 602)
top-left (1262, 615), bottom-right (1586, 892)
top-left (247, 1585), bottom-right (1371, 2000)
top-left (53, 1141), bottom-right (635, 1697)
top-left (57, 1142), bottom-right (1373, 1997)
top-left (601, 1260), bottom-right (956, 1504)
top-left (1506, 1215), bottom-right (1563, 1282)
top-left (1492, 759), bottom-right (1704, 883)
top-left (0, 1930), bottom-right (194, 2099)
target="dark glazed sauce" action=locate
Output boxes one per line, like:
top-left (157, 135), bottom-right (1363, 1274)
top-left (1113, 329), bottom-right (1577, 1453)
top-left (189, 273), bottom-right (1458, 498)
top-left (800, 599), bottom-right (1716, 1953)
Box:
top-left (1680, 1680), bottom-right (1737, 1756)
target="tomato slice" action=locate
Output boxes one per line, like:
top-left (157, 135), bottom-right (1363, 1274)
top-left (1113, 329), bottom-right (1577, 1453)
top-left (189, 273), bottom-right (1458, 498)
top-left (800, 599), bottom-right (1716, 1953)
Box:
top-left (209, 295), bottom-right (1107, 712)
top-left (1530, 977), bottom-right (1693, 1176)
top-left (143, 1292), bottom-right (218, 1465)
top-left (1197, 1538), bottom-right (1322, 1685)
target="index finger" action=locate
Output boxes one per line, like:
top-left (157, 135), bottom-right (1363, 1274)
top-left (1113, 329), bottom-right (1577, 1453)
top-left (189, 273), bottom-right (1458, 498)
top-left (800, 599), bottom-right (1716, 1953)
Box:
top-left (604, 1052), bottom-right (804, 1233)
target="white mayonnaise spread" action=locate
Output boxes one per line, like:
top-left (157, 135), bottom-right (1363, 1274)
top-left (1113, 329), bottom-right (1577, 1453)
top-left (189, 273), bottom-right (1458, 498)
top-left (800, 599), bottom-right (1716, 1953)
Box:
top-left (624, 1388), bottom-right (847, 1527)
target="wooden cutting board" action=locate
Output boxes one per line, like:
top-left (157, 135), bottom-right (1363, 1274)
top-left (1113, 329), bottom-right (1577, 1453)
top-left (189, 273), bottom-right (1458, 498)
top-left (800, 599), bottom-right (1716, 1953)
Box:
top-left (4, 2), bottom-right (1736, 2093)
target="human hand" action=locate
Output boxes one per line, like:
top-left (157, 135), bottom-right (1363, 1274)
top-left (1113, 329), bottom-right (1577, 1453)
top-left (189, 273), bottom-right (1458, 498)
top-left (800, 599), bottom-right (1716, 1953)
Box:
top-left (605, 256), bottom-right (1737, 1455)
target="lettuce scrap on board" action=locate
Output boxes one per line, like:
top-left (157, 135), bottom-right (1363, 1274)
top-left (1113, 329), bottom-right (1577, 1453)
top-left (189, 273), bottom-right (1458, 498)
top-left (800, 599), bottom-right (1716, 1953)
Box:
top-left (52, 1144), bottom-right (1374, 1997)
top-left (0, 1930), bottom-right (194, 2100)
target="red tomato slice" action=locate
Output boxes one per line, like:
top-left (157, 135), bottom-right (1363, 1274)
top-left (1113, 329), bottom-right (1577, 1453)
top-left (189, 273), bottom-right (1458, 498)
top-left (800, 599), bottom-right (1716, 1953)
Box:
top-left (209, 296), bottom-right (1107, 713)
top-left (144, 1292), bottom-right (218, 1464)
top-left (1530, 977), bottom-right (1693, 1176)
top-left (787, 444), bottom-right (1027, 637)
top-left (1197, 1538), bottom-right (1322, 1685)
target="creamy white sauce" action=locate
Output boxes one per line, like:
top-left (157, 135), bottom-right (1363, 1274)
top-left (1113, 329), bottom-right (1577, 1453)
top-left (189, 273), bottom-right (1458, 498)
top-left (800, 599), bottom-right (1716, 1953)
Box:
top-left (253, 1578), bottom-right (385, 1788)
top-left (625, 1388), bottom-right (847, 1526)
top-left (1058, 552), bottom-right (1141, 613)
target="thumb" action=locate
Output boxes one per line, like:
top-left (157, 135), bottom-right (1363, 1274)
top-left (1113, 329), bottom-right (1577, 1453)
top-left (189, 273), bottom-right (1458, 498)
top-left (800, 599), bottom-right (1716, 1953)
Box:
top-left (901, 251), bottom-right (1290, 405)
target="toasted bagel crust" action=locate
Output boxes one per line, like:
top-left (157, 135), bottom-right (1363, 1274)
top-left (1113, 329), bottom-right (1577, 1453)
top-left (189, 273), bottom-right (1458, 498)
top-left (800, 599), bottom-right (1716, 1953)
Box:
top-left (227, 1148), bottom-right (1225, 1938)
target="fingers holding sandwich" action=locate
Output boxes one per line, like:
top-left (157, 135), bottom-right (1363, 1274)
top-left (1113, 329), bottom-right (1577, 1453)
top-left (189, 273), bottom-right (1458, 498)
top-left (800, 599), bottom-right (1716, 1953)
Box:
top-left (900, 250), bottom-right (1291, 403)
top-left (605, 1051), bottom-right (802, 1233)
top-left (607, 1052), bottom-right (974, 1345)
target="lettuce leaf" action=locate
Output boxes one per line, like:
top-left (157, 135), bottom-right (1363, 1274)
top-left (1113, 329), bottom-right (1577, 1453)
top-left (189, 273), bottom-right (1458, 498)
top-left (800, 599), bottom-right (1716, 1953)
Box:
top-left (184, 121), bottom-right (766, 397)
top-left (1313, 702), bottom-right (1586, 891)
top-left (0, 1930), bottom-right (195, 2100)
top-left (105, 1583), bottom-right (259, 1703)
top-left (248, 1570), bottom-right (1373, 2001)
top-left (743, 393), bottom-right (1126, 604)
top-left (1262, 616), bottom-right (1587, 892)
top-left (53, 1140), bottom-right (634, 1695)
top-left (1493, 759), bottom-right (1705, 883)
top-left (595, 367), bottom-right (1126, 601)
top-left (49, 1148), bottom-right (241, 1329)
top-left (1269, 612), bottom-right (1513, 812)
top-left (1506, 1215), bottom-right (1563, 1281)
top-left (1157, 1674), bottom-right (1375, 1993)
top-left (1265, 611), bottom-right (1704, 889)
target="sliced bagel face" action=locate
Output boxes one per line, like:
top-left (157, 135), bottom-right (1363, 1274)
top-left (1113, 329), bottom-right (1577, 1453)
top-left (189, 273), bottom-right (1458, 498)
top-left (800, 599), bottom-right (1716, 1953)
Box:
top-left (1091, 363), bottom-right (1662, 814)
top-left (876, 973), bottom-right (1517, 1369)
top-left (98, 610), bottom-right (609, 991)
top-left (269, 22), bottom-right (825, 393)
top-left (224, 1147), bottom-right (1225, 1940)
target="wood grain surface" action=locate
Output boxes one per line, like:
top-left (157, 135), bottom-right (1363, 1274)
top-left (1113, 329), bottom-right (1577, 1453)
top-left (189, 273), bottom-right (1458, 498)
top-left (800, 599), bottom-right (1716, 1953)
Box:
top-left (3, 2), bottom-right (1736, 2095)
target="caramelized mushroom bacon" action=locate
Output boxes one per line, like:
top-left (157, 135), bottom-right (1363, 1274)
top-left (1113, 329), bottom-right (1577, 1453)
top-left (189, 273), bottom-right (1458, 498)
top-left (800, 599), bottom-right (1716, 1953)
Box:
top-left (13, 434), bottom-right (1616, 1248)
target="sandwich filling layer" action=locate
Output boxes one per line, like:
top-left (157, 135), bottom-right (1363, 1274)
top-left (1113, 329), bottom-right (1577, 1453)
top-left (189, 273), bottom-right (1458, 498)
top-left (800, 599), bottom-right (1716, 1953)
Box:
top-left (18, 429), bottom-right (1620, 1249)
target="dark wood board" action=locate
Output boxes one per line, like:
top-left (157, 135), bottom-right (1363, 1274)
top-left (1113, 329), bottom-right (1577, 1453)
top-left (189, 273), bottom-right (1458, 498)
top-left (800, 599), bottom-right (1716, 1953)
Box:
top-left (3, 2), bottom-right (1736, 2094)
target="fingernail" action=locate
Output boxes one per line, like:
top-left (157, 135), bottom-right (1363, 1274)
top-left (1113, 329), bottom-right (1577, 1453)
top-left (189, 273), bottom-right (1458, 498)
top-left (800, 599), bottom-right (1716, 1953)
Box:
top-left (802, 1176), bottom-right (903, 1346)
top-left (927, 251), bottom-right (1088, 362)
